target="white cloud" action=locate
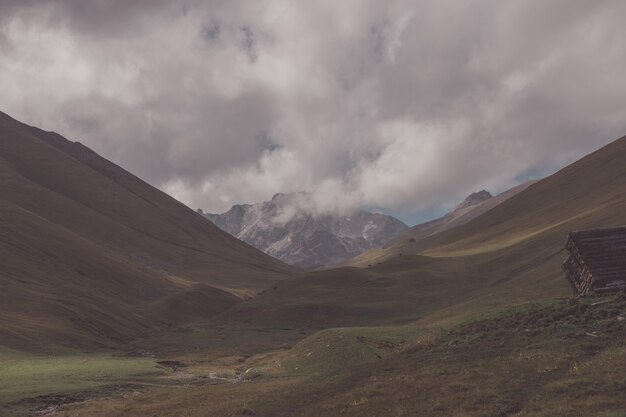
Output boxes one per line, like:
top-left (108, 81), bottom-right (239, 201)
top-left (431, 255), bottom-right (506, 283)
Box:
top-left (1, 0), bottom-right (626, 218)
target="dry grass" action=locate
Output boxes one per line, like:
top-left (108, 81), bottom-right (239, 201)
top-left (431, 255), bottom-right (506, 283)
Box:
top-left (29, 296), bottom-right (625, 417)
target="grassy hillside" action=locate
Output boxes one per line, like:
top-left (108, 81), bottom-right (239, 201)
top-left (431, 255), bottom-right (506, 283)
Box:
top-left (218, 135), bottom-right (626, 331)
top-left (354, 135), bottom-right (626, 266)
top-left (217, 255), bottom-right (487, 329)
top-left (245, 295), bottom-right (626, 417)
top-left (0, 111), bottom-right (295, 350)
top-left (22, 294), bottom-right (624, 417)
top-left (354, 179), bottom-right (537, 262)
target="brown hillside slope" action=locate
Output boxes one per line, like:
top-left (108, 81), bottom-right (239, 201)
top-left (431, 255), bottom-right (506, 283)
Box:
top-left (348, 180), bottom-right (537, 267)
top-left (0, 111), bottom-right (295, 350)
top-left (217, 256), bottom-right (477, 329)
top-left (402, 134), bottom-right (626, 321)
top-left (220, 135), bottom-right (626, 328)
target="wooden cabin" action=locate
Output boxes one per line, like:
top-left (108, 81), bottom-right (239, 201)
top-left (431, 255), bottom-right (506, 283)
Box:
top-left (562, 226), bottom-right (626, 296)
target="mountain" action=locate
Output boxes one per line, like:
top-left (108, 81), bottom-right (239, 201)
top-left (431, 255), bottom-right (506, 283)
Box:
top-left (218, 134), bottom-right (626, 329)
top-left (0, 111), bottom-right (295, 350)
top-left (202, 193), bottom-right (408, 267)
top-left (348, 180), bottom-right (538, 266)
top-left (7, 129), bottom-right (626, 417)
top-left (455, 189), bottom-right (493, 209)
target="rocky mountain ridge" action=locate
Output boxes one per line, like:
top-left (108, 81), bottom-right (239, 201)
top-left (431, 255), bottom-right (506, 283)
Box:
top-left (202, 193), bottom-right (408, 267)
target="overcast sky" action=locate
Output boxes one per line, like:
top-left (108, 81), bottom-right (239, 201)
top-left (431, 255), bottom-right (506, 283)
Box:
top-left (1, 1), bottom-right (626, 224)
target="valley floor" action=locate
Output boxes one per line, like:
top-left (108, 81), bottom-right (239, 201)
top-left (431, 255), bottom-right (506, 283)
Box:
top-left (2, 295), bottom-right (625, 417)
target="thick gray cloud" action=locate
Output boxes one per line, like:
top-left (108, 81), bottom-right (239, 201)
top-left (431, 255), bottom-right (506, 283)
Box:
top-left (1, 0), bottom-right (626, 221)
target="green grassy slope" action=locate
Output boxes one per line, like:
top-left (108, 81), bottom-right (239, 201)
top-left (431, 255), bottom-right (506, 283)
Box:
top-left (247, 296), bottom-right (626, 417)
top-left (0, 350), bottom-right (163, 407)
top-left (45, 295), bottom-right (626, 417)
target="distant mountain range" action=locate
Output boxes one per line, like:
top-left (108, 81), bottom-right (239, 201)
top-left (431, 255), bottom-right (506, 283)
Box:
top-left (201, 193), bottom-right (408, 267)
top-left (202, 182), bottom-right (536, 268)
